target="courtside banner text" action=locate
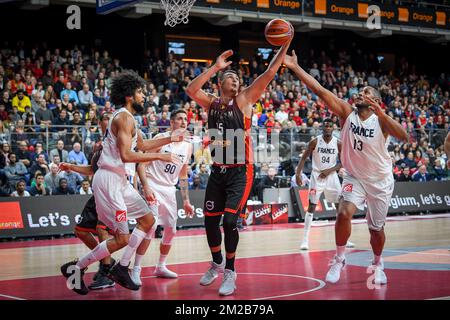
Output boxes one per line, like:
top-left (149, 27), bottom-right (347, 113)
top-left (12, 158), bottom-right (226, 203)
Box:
top-left (291, 181), bottom-right (450, 220)
top-left (313, 0), bottom-right (449, 29)
top-left (0, 191), bottom-right (208, 239)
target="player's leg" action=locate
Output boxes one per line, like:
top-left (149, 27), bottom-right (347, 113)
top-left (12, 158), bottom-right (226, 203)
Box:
top-left (301, 172), bottom-right (321, 250)
top-left (74, 196), bottom-right (100, 250)
top-left (366, 176), bottom-right (394, 285)
top-left (200, 169), bottom-right (226, 286)
top-left (88, 223), bottom-right (115, 290)
top-left (61, 182), bottom-right (128, 295)
top-left (218, 165), bottom-right (253, 296)
top-left (325, 174), bottom-right (355, 249)
top-left (109, 184), bottom-right (157, 290)
top-left (131, 203), bottom-right (158, 286)
top-left (74, 228), bottom-right (98, 250)
top-left (154, 192), bottom-right (179, 278)
top-left (326, 175), bottom-right (365, 284)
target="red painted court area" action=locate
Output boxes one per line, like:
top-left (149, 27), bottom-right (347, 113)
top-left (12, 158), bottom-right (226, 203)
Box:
top-left (0, 250), bottom-right (449, 300)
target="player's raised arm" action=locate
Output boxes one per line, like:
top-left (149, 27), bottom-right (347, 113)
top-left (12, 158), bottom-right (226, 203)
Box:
top-left (238, 38), bottom-right (292, 111)
top-left (58, 162), bottom-right (93, 176)
top-left (283, 50), bottom-right (352, 121)
top-left (186, 50), bottom-right (233, 110)
top-left (295, 138), bottom-right (317, 186)
top-left (115, 114), bottom-right (180, 164)
top-left (137, 131), bottom-right (184, 152)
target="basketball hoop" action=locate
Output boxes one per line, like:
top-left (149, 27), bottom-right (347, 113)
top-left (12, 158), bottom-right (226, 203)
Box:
top-left (161, 0), bottom-right (196, 27)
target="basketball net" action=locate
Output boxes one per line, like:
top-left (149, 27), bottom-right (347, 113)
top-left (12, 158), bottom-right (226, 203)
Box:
top-left (161, 0), bottom-right (196, 27)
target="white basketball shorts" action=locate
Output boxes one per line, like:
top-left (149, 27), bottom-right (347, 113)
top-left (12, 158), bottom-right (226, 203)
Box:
top-left (341, 173), bottom-right (394, 231)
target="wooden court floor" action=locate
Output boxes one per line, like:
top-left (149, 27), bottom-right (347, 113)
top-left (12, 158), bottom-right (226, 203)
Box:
top-left (0, 214), bottom-right (449, 300)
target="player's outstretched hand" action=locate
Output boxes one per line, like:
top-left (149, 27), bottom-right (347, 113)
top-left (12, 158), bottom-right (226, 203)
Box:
top-left (58, 162), bottom-right (71, 173)
top-left (215, 50), bottom-right (233, 70)
top-left (171, 128), bottom-right (188, 142)
top-left (143, 185), bottom-right (156, 204)
top-left (364, 95), bottom-right (384, 116)
top-left (160, 152), bottom-right (181, 165)
top-left (283, 50), bottom-right (298, 69)
top-left (183, 200), bottom-right (195, 218)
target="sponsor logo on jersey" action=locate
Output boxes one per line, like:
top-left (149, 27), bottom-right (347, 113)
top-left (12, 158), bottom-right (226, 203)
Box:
top-left (206, 200), bottom-right (214, 211)
top-left (342, 184), bottom-right (353, 193)
top-left (115, 210), bottom-right (127, 223)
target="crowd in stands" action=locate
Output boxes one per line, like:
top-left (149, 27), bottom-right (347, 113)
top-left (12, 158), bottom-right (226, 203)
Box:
top-left (0, 39), bottom-right (449, 199)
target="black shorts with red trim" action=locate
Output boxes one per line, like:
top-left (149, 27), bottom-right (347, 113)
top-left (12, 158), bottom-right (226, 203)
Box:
top-left (75, 196), bottom-right (111, 234)
top-left (204, 164), bottom-right (254, 218)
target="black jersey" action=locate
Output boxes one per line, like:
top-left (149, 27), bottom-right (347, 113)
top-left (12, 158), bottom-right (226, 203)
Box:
top-left (207, 97), bottom-right (253, 165)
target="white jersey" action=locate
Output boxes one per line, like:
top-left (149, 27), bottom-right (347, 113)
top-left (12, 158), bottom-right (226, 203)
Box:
top-left (340, 110), bottom-right (391, 182)
top-left (311, 135), bottom-right (339, 172)
top-left (97, 108), bottom-right (137, 176)
top-left (145, 131), bottom-right (191, 187)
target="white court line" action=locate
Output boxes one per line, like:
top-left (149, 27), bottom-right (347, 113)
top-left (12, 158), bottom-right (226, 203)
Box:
top-left (0, 293), bottom-right (26, 300)
top-left (142, 272), bottom-right (326, 300)
top-left (356, 248), bottom-right (450, 257)
top-left (428, 296), bottom-right (450, 300)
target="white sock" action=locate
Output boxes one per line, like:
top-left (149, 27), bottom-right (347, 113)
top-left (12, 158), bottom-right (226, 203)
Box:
top-left (336, 245), bottom-right (346, 261)
top-left (134, 254), bottom-right (144, 268)
top-left (120, 228), bottom-right (146, 267)
top-left (77, 240), bottom-right (110, 269)
top-left (158, 254), bottom-right (168, 267)
top-left (303, 212), bottom-right (313, 241)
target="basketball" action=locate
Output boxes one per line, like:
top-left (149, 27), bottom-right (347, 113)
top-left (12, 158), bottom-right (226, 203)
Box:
top-left (264, 19), bottom-right (293, 46)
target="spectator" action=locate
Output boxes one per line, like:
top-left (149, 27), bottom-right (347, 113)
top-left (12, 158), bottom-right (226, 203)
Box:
top-left (45, 163), bottom-right (62, 192)
top-left (258, 167), bottom-right (280, 200)
top-left (16, 141), bottom-right (32, 168)
top-left (68, 142), bottom-right (88, 165)
top-left (412, 165), bottom-right (433, 182)
top-left (52, 178), bottom-right (75, 195)
top-left (60, 167), bottom-right (84, 191)
top-left (59, 82), bottom-right (79, 105)
top-left (157, 111), bottom-right (170, 132)
top-left (49, 140), bottom-right (69, 163)
top-left (189, 174), bottom-right (205, 190)
top-left (29, 173), bottom-right (50, 196)
top-left (31, 142), bottom-right (49, 163)
top-left (396, 165), bottom-right (412, 182)
top-left (10, 180), bottom-right (30, 197)
top-left (78, 84), bottom-right (94, 110)
top-left (275, 103), bottom-right (289, 124)
top-left (4, 153), bottom-right (28, 186)
top-left (0, 119), bottom-right (9, 144)
top-left (78, 179), bottom-right (93, 195)
top-left (35, 98), bottom-right (54, 127)
top-left (431, 159), bottom-right (447, 181)
top-left (29, 154), bottom-right (49, 177)
top-left (197, 163), bottom-right (210, 187)
top-left (159, 89), bottom-right (174, 111)
top-left (52, 109), bottom-right (70, 134)
top-left (12, 90), bottom-right (31, 114)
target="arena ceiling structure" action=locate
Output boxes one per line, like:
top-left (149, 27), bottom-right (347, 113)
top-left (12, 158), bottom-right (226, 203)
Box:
top-left (14, 0), bottom-right (450, 43)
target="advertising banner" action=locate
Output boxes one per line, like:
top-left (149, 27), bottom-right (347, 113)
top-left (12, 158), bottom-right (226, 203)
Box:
top-left (313, 0), bottom-right (449, 30)
top-left (271, 203), bottom-right (289, 224)
top-left (291, 181), bottom-right (450, 220)
top-left (248, 204), bottom-right (272, 225)
top-left (0, 191), bottom-right (208, 239)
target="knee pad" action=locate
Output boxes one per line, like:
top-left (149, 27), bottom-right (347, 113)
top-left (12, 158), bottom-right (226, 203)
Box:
top-left (161, 226), bottom-right (177, 245)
